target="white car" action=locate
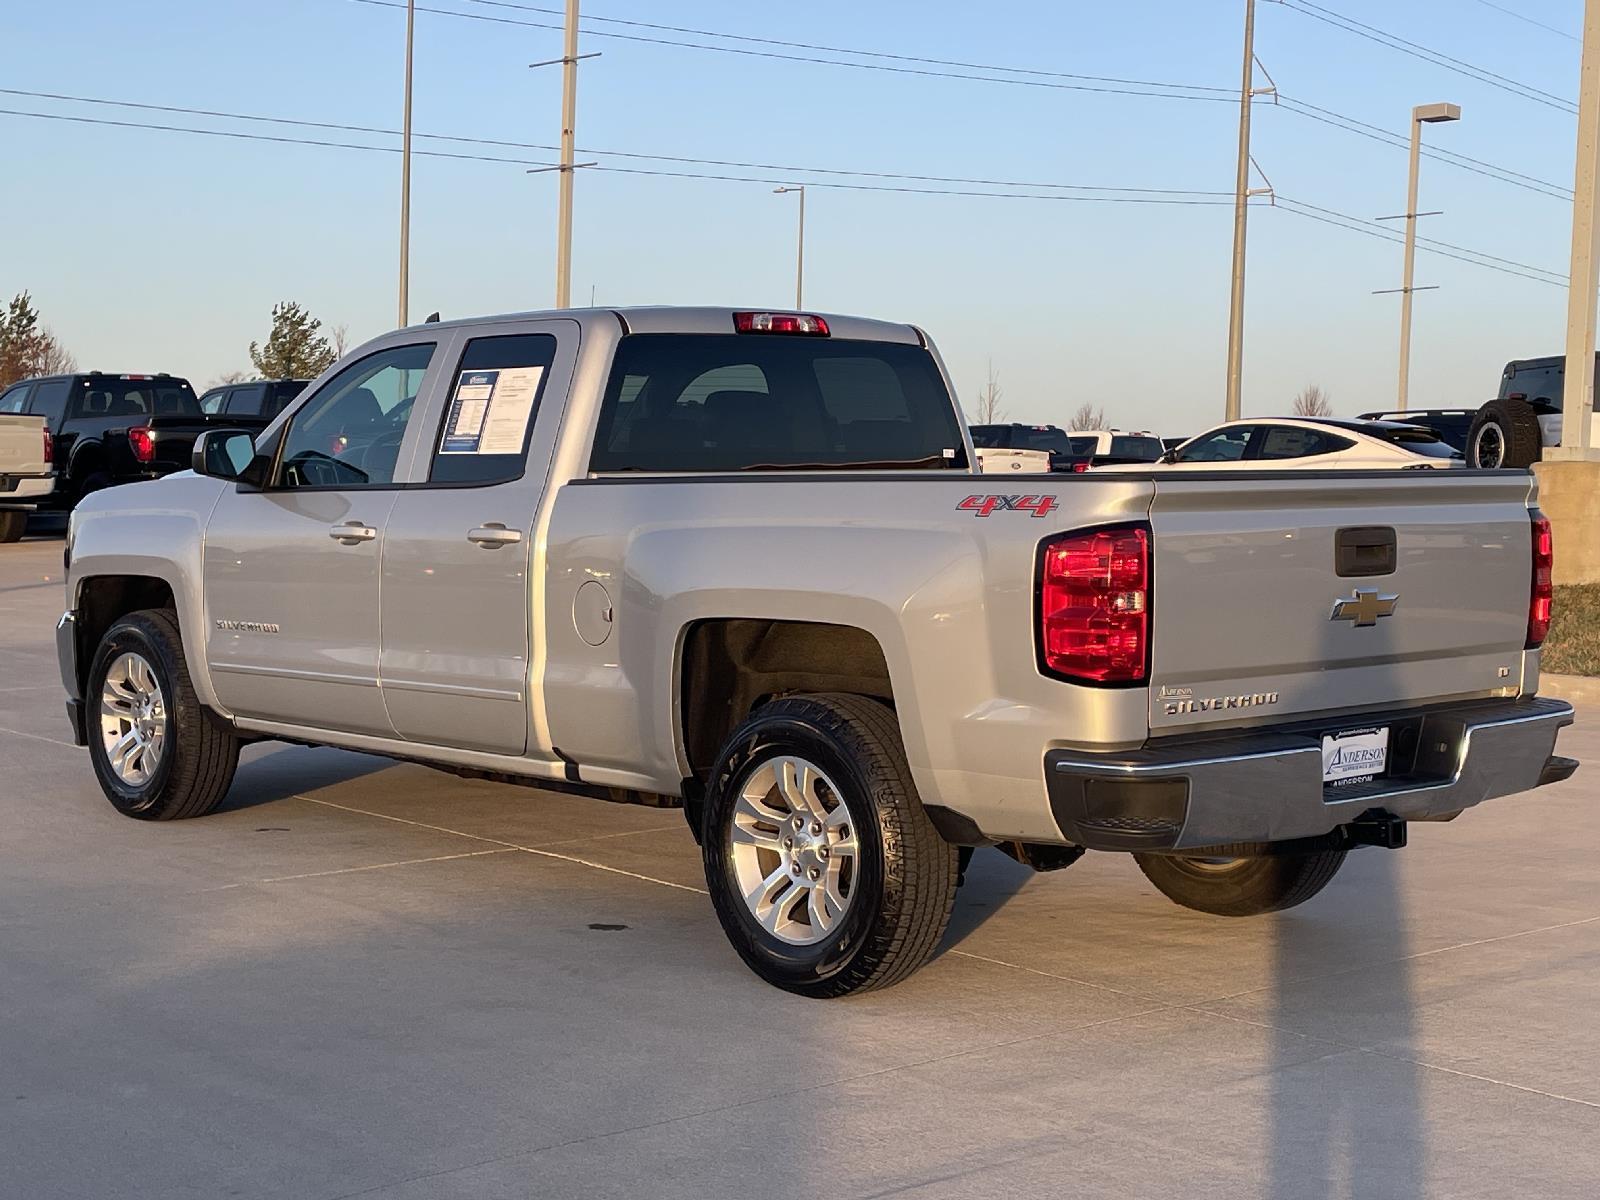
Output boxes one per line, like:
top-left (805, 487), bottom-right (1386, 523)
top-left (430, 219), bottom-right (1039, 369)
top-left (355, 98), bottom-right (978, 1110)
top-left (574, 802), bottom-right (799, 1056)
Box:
top-left (1157, 418), bottom-right (1462, 471)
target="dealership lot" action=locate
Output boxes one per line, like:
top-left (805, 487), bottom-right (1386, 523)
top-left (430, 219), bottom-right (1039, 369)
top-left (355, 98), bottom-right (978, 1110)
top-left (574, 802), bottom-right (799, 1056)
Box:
top-left (2, 526), bottom-right (1596, 1199)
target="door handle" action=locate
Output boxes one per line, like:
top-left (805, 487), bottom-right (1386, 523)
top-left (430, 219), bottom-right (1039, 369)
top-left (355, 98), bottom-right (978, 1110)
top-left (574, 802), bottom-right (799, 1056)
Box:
top-left (328, 522), bottom-right (377, 544)
top-left (468, 524), bottom-right (524, 548)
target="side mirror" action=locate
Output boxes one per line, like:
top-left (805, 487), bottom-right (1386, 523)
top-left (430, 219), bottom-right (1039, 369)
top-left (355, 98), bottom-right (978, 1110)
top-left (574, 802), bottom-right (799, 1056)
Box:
top-left (192, 429), bottom-right (258, 482)
top-left (1159, 448), bottom-right (1179, 464)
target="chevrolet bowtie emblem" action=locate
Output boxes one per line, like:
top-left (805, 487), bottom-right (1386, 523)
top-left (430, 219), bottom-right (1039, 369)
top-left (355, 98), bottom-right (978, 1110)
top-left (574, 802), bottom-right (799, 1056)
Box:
top-left (1330, 589), bottom-right (1399, 627)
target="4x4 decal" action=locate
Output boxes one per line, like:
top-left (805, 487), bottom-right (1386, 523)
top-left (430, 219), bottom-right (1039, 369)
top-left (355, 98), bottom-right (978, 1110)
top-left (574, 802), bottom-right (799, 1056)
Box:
top-left (957, 494), bottom-right (1059, 519)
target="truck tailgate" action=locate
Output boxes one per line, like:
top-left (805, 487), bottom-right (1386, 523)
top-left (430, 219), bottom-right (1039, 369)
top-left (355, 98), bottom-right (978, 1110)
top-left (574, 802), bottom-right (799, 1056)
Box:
top-left (0, 414), bottom-right (49, 477)
top-left (1147, 471), bottom-right (1536, 733)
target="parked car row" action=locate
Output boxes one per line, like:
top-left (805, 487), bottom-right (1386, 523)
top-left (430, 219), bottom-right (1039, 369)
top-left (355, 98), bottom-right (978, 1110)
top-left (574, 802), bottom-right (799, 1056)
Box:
top-left (0, 372), bottom-right (307, 540)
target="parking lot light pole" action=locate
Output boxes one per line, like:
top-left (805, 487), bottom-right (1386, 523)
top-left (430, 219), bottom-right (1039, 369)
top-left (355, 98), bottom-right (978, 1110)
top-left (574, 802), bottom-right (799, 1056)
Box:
top-left (1558, 0), bottom-right (1600, 459)
top-left (1396, 102), bottom-right (1461, 412)
top-left (397, 0), bottom-right (415, 328)
top-left (774, 186), bottom-right (805, 308)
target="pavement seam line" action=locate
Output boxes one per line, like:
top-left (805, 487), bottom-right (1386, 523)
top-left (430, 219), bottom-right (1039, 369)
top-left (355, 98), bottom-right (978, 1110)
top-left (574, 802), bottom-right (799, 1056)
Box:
top-left (320, 1003), bottom-right (1179, 1200)
top-left (944, 948), bottom-right (1169, 1004)
top-left (0, 722), bottom-right (77, 749)
top-left (296, 795), bottom-right (708, 894)
top-left (207, 848), bottom-right (519, 889)
top-left (1195, 912), bottom-right (1600, 1007)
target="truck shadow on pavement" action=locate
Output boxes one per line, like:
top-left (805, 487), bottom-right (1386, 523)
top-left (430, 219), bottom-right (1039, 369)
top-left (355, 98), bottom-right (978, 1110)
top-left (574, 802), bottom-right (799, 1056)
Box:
top-left (216, 744), bottom-right (396, 813)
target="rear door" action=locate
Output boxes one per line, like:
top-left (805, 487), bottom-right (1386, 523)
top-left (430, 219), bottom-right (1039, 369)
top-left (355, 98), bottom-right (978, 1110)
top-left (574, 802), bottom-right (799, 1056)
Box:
top-left (1146, 471), bottom-right (1535, 734)
top-left (379, 320), bottom-right (576, 753)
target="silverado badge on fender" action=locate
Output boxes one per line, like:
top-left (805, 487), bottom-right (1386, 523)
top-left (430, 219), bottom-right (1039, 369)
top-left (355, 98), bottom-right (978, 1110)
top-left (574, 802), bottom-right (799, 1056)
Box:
top-left (1329, 589), bottom-right (1399, 627)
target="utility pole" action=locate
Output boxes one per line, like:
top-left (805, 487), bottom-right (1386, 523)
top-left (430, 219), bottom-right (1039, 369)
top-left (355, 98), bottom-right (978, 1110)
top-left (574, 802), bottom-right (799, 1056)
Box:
top-left (1223, 0), bottom-right (1257, 423)
top-left (1559, 0), bottom-right (1600, 459)
top-left (555, 0), bottom-right (580, 309)
top-left (397, 0), bottom-right (415, 328)
top-left (1391, 103), bottom-right (1461, 411)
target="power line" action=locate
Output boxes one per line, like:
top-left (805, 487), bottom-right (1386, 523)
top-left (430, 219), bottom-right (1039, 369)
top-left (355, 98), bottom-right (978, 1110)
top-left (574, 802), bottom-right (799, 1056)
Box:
top-left (0, 106), bottom-right (1235, 204)
top-left (1273, 95), bottom-right (1574, 201)
top-left (456, 0), bottom-right (1236, 93)
top-left (0, 87), bottom-right (1232, 196)
top-left (1273, 196), bottom-right (1566, 286)
top-left (1271, 0), bottom-right (1577, 114)
top-left (1467, 0), bottom-right (1579, 42)
top-left (350, 0), bottom-right (1238, 103)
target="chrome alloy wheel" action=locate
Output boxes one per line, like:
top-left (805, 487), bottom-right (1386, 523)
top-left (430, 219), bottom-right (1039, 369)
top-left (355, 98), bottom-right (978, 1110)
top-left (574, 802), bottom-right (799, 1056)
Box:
top-left (100, 652), bottom-right (167, 787)
top-left (1473, 421), bottom-right (1505, 469)
top-left (727, 754), bottom-right (858, 946)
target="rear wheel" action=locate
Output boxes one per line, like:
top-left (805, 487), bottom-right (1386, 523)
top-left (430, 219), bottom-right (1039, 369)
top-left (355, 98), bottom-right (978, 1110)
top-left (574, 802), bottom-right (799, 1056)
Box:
top-left (0, 511), bottom-right (26, 543)
top-left (1132, 849), bottom-right (1346, 917)
top-left (86, 609), bottom-right (239, 820)
top-left (1467, 399), bottom-right (1543, 469)
top-left (702, 693), bottom-right (959, 997)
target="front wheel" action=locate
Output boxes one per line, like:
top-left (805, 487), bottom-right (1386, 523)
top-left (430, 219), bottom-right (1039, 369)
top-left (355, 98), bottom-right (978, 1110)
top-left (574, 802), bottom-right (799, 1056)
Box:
top-left (86, 609), bottom-right (240, 819)
top-left (702, 694), bottom-right (959, 997)
top-left (1132, 849), bottom-right (1346, 917)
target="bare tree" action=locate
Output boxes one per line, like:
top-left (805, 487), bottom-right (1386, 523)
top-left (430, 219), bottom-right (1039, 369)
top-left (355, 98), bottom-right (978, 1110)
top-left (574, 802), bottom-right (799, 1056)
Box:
top-left (970, 359), bottom-right (1005, 424)
top-left (36, 329), bottom-right (76, 376)
top-left (1068, 402), bottom-right (1106, 431)
top-left (1293, 384), bottom-right (1333, 418)
top-left (330, 323), bottom-right (351, 359)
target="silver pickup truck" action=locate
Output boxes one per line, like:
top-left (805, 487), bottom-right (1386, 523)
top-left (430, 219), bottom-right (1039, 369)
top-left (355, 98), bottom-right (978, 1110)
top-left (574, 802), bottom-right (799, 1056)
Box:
top-left (55, 307), bottom-right (1576, 996)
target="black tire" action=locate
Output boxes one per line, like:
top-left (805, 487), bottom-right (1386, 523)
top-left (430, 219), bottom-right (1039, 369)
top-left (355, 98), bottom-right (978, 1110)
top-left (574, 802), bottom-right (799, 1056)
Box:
top-left (702, 693), bottom-right (959, 997)
top-left (0, 511), bottom-right (26, 543)
top-left (1132, 848), bottom-right (1346, 917)
top-left (86, 608), bottom-right (239, 820)
top-left (1467, 399), bottom-right (1543, 469)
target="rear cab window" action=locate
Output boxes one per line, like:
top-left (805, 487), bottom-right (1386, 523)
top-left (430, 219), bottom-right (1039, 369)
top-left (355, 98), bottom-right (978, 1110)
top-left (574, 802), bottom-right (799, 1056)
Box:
top-left (71, 377), bottom-right (199, 419)
top-left (1109, 435), bottom-right (1163, 461)
top-left (428, 333), bottom-right (557, 486)
top-left (590, 334), bottom-right (968, 472)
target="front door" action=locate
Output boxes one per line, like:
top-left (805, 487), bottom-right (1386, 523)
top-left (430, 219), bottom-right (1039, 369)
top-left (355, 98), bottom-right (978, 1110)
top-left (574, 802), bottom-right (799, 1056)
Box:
top-left (203, 340), bottom-right (442, 736)
top-left (379, 321), bottom-right (576, 754)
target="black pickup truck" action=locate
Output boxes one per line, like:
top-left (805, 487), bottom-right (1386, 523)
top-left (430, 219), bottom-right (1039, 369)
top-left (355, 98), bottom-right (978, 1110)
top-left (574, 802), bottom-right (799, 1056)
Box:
top-left (0, 373), bottom-right (273, 511)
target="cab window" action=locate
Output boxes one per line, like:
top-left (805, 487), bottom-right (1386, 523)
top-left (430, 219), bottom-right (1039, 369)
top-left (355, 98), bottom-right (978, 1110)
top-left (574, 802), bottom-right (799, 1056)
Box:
top-left (1176, 426), bottom-right (1253, 463)
top-left (275, 344), bottom-right (435, 489)
top-left (0, 384), bottom-right (30, 413)
top-left (428, 333), bottom-right (557, 486)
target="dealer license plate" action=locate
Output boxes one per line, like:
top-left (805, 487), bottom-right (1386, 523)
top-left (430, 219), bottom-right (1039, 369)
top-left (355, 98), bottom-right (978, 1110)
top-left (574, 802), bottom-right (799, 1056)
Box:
top-left (1322, 726), bottom-right (1389, 786)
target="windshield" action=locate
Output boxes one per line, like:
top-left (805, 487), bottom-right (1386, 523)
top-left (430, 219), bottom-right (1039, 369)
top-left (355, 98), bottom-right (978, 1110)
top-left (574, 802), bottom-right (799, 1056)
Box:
top-left (591, 334), bottom-right (968, 472)
top-left (1011, 426), bottom-right (1074, 454)
top-left (1110, 435), bottom-right (1163, 461)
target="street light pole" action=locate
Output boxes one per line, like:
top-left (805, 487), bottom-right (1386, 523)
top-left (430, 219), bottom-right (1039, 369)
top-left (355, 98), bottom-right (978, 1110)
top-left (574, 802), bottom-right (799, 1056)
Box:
top-left (397, 0), bottom-right (415, 328)
top-left (1559, 0), bottom-right (1600, 459)
top-left (1223, 0), bottom-right (1257, 423)
top-left (1397, 102), bottom-right (1461, 411)
top-left (554, 0), bottom-right (580, 309)
top-left (774, 186), bottom-right (805, 307)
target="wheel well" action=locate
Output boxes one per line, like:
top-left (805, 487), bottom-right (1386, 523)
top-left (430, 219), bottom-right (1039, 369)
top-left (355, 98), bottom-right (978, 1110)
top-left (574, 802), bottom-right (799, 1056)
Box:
top-left (679, 619), bottom-right (894, 781)
top-left (75, 575), bottom-right (177, 688)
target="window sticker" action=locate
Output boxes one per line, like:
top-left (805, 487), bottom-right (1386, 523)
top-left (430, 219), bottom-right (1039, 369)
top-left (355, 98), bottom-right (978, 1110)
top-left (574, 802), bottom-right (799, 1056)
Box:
top-left (440, 366), bottom-right (546, 454)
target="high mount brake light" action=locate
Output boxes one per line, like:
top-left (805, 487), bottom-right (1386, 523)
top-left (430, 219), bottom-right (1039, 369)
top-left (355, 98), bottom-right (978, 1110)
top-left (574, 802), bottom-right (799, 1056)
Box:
top-left (1038, 525), bottom-right (1150, 685)
top-left (127, 426), bottom-right (156, 464)
top-left (732, 312), bottom-right (830, 336)
top-left (1528, 512), bottom-right (1553, 649)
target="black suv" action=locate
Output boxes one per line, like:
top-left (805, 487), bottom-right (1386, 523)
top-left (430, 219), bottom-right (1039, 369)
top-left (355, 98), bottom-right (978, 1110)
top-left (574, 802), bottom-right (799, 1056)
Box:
top-left (197, 378), bottom-right (308, 421)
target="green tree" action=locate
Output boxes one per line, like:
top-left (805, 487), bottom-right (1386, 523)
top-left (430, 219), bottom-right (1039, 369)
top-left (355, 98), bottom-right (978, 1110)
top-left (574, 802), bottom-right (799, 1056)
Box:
top-left (249, 301), bottom-right (338, 379)
top-left (0, 291), bottom-right (64, 387)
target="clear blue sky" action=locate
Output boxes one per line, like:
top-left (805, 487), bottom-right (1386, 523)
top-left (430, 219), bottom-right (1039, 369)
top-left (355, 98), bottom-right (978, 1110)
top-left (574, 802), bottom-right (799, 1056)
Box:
top-left (1, 0), bottom-right (1587, 433)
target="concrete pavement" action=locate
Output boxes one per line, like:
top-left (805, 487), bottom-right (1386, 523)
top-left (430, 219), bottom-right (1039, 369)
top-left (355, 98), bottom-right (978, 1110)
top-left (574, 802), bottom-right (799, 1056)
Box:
top-left (1, 525), bottom-right (1596, 1199)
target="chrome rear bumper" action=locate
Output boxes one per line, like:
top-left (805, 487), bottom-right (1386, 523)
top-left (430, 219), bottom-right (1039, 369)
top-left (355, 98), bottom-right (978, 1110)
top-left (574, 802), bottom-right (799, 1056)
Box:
top-left (1045, 697), bottom-right (1575, 852)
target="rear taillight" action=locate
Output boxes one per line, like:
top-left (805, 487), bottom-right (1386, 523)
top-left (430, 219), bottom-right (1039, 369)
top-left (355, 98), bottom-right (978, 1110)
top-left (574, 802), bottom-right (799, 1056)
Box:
top-left (1071, 461), bottom-right (1089, 473)
top-left (128, 426), bottom-right (156, 464)
top-left (733, 311), bottom-right (830, 336)
top-left (1528, 512), bottom-right (1553, 648)
top-left (42, 428), bottom-right (52, 465)
top-left (1039, 525), bottom-right (1150, 684)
